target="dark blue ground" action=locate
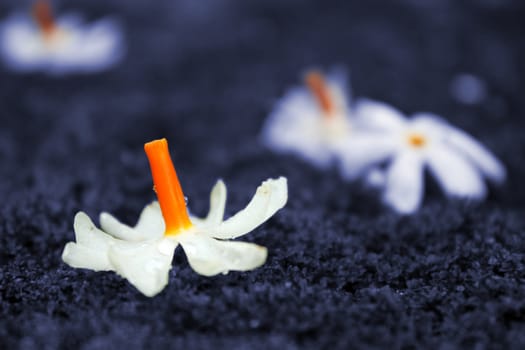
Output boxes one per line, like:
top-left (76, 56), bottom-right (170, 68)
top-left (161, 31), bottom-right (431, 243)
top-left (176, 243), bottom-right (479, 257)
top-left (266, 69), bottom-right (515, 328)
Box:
top-left (0, 0), bottom-right (524, 348)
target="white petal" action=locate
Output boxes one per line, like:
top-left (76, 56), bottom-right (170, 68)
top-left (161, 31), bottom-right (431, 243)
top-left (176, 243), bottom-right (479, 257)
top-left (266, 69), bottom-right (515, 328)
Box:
top-left (133, 202), bottom-right (165, 237)
top-left (63, 212), bottom-right (175, 297)
top-left (98, 212), bottom-right (143, 240)
top-left (354, 99), bottom-right (407, 132)
top-left (335, 132), bottom-right (397, 180)
top-left (108, 238), bottom-right (177, 297)
top-left (443, 125), bottom-right (506, 183)
top-left (63, 18), bottom-right (124, 72)
top-left (411, 112), bottom-right (448, 126)
top-left (61, 212), bottom-right (114, 271)
top-left (426, 144), bottom-right (487, 199)
top-left (99, 202), bottom-right (164, 242)
top-left (261, 89), bottom-right (336, 168)
top-left (384, 152), bottom-right (425, 214)
top-left (211, 177), bottom-right (288, 239)
top-left (191, 180), bottom-right (227, 227)
top-left (177, 231), bottom-right (267, 276)
top-left (409, 113), bottom-right (504, 185)
top-left (410, 113), bottom-right (452, 140)
top-left (0, 16), bottom-right (47, 70)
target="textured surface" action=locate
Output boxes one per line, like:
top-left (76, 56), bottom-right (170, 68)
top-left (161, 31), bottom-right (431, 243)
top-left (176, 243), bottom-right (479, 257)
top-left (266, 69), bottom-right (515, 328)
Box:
top-left (1, 0), bottom-right (525, 348)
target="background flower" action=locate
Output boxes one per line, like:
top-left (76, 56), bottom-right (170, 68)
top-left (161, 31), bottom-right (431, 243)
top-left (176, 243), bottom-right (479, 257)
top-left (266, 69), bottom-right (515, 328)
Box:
top-left (353, 99), bottom-right (506, 213)
top-left (0, 1), bottom-right (124, 74)
top-left (261, 68), bottom-right (352, 168)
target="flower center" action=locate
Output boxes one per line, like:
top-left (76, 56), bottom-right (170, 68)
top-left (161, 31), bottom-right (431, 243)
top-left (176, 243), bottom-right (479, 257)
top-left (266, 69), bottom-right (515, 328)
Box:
top-left (304, 70), bottom-right (335, 117)
top-left (32, 0), bottom-right (58, 39)
top-left (144, 138), bottom-right (193, 236)
top-left (407, 133), bottom-right (427, 148)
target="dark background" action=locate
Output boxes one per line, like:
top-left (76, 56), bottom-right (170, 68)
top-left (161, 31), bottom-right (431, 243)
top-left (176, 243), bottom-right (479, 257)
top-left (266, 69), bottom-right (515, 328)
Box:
top-left (0, 0), bottom-right (524, 348)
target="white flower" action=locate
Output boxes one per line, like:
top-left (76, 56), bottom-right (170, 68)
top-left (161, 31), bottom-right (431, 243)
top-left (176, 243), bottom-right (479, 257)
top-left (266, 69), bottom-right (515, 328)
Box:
top-left (62, 139), bottom-right (288, 297)
top-left (353, 99), bottom-right (506, 214)
top-left (261, 68), bottom-right (353, 168)
top-left (261, 68), bottom-right (389, 179)
top-left (0, 1), bottom-right (124, 74)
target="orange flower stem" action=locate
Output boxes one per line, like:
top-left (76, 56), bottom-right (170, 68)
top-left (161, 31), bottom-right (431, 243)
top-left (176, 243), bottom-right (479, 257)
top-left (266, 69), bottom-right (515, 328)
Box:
top-left (304, 70), bottom-right (334, 117)
top-left (144, 138), bottom-right (193, 236)
top-left (32, 0), bottom-right (57, 37)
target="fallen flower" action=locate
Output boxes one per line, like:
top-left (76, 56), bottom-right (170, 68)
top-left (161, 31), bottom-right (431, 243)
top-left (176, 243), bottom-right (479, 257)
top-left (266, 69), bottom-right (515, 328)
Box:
top-left (354, 99), bottom-right (506, 214)
top-left (62, 138), bottom-right (288, 297)
top-left (0, 0), bottom-right (124, 74)
top-left (261, 68), bottom-right (353, 169)
top-left (261, 68), bottom-right (389, 179)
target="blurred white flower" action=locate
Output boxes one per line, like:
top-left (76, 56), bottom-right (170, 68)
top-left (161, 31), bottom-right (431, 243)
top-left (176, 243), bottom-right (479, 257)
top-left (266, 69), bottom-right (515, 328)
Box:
top-left (0, 0), bottom-right (124, 74)
top-left (262, 71), bottom-right (350, 168)
top-left (261, 68), bottom-right (389, 179)
top-left (354, 99), bottom-right (506, 214)
top-left (62, 139), bottom-right (288, 297)
top-left (261, 68), bottom-right (352, 168)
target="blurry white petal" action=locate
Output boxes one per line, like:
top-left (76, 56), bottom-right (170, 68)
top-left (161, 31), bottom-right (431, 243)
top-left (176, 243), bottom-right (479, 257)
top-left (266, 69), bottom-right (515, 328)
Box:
top-left (336, 132), bottom-right (397, 180)
top-left (0, 16), bottom-right (46, 70)
top-left (410, 113), bottom-right (451, 140)
top-left (67, 18), bottom-right (124, 72)
top-left (384, 151), bottom-right (425, 214)
top-left (191, 180), bottom-right (227, 227)
top-left (261, 88), bottom-right (335, 168)
top-left (61, 212), bottom-right (114, 271)
top-left (443, 125), bottom-right (506, 183)
top-left (354, 99), bottom-right (407, 132)
top-left (412, 112), bottom-right (505, 183)
top-left (99, 202), bottom-right (164, 241)
top-left (263, 88), bottom-right (318, 138)
top-left (108, 238), bottom-right (177, 297)
top-left (211, 177), bottom-right (288, 239)
top-left (178, 231), bottom-right (267, 276)
top-left (426, 144), bottom-right (487, 199)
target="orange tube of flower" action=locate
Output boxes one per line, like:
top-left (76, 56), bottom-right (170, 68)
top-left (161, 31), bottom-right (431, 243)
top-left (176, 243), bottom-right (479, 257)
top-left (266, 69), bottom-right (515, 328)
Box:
top-left (144, 138), bottom-right (193, 235)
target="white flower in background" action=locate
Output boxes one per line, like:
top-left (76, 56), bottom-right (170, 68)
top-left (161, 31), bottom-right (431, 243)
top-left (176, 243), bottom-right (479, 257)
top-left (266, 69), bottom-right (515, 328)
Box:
top-left (0, 0), bottom-right (124, 74)
top-left (62, 138), bottom-right (288, 297)
top-left (261, 68), bottom-right (390, 179)
top-left (261, 68), bottom-right (353, 169)
top-left (353, 99), bottom-right (506, 214)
